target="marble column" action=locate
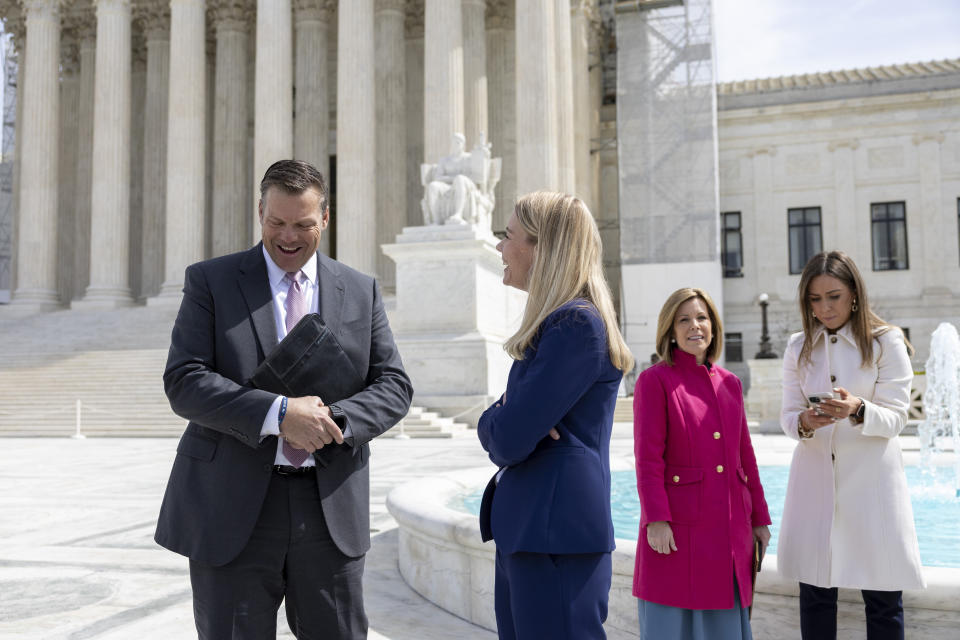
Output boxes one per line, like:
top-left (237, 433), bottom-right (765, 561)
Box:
top-left (554, 0), bottom-right (575, 194)
top-left (154, 0), bottom-right (206, 302)
top-left (253, 0), bottom-right (293, 242)
top-left (129, 34), bottom-right (147, 300)
top-left (58, 33), bottom-right (80, 303)
top-left (375, 0), bottom-right (406, 290)
top-left (336, 0), bottom-right (376, 275)
top-left (12, 0), bottom-right (61, 310)
top-left (515, 0), bottom-right (558, 193)
top-left (294, 0), bottom-right (332, 256)
top-left (139, 8), bottom-right (169, 298)
top-left (486, 1), bottom-right (516, 231)
top-left (423, 0), bottom-right (463, 163)
top-left (7, 18), bottom-right (25, 297)
top-left (73, 16), bottom-right (96, 301)
top-left (78, 0), bottom-right (134, 308)
top-left (462, 0), bottom-right (487, 150)
top-left (211, 2), bottom-right (251, 257)
top-left (571, 1), bottom-right (595, 209)
top-left (404, 5), bottom-right (425, 228)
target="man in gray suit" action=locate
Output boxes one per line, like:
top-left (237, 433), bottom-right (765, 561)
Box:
top-left (155, 159), bottom-right (413, 639)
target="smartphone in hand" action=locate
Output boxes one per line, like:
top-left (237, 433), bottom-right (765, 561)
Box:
top-left (808, 391), bottom-right (835, 416)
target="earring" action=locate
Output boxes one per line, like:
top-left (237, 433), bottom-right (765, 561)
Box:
top-left (852, 300), bottom-right (858, 312)
top-left (670, 337), bottom-right (676, 344)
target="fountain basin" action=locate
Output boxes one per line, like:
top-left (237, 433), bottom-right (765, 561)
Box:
top-left (387, 467), bottom-right (960, 637)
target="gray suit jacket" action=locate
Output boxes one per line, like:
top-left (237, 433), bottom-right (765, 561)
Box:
top-left (155, 244), bottom-right (413, 565)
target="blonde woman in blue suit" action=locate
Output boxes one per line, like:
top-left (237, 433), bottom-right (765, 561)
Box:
top-left (477, 191), bottom-right (634, 640)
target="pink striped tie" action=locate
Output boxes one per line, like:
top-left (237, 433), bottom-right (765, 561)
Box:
top-left (282, 271), bottom-right (311, 467)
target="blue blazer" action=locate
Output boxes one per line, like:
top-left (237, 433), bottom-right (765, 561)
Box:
top-left (478, 300), bottom-right (622, 555)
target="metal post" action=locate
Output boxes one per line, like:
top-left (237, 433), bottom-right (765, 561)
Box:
top-left (72, 399), bottom-right (87, 439)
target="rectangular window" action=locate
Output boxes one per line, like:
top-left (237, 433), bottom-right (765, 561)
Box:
top-left (871, 201), bottom-right (909, 271)
top-left (725, 332), bottom-right (743, 362)
top-left (788, 207), bottom-right (822, 274)
top-left (721, 212), bottom-right (743, 277)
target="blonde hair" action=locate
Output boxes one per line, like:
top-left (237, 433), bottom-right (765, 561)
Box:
top-left (654, 288), bottom-right (724, 366)
top-left (797, 250), bottom-right (913, 366)
top-left (504, 191), bottom-right (634, 373)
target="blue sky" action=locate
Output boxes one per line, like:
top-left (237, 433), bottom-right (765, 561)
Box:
top-left (713, 0), bottom-right (960, 82)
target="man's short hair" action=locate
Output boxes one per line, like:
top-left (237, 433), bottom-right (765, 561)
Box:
top-left (260, 160), bottom-right (328, 212)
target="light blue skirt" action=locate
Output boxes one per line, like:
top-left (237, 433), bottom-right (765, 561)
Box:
top-left (637, 582), bottom-right (752, 640)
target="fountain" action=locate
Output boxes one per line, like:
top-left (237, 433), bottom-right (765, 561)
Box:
top-left (918, 322), bottom-right (960, 497)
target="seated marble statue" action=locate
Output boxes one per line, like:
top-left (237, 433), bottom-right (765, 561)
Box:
top-left (421, 133), bottom-right (501, 230)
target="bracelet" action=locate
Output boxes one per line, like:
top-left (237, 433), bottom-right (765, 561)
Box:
top-left (797, 413), bottom-right (814, 439)
top-left (278, 396), bottom-right (288, 427)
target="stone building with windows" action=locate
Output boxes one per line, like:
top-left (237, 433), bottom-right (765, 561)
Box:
top-left (715, 60), bottom-right (960, 380)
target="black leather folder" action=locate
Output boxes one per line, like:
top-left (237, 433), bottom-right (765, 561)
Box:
top-left (249, 313), bottom-right (365, 465)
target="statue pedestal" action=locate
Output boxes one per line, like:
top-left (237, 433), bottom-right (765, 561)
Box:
top-left (746, 358), bottom-right (783, 432)
top-left (382, 225), bottom-right (526, 427)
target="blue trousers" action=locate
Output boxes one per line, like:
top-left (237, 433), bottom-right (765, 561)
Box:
top-left (799, 582), bottom-right (904, 640)
top-left (494, 549), bottom-right (611, 640)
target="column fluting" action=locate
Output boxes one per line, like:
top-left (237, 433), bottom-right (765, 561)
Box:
top-left (12, 0), bottom-right (61, 309)
top-left (515, 0), bottom-right (558, 193)
top-left (139, 7), bottom-right (169, 297)
top-left (81, 0), bottom-right (134, 307)
top-left (423, 0), bottom-right (464, 163)
top-left (486, 2), bottom-right (516, 231)
top-left (336, 0), bottom-right (376, 274)
top-left (153, 0), bottom-right (207, 302)
top-left (253, 0), bottom-right (293, 243)
top-left (293, 0), bottom-right (332, 255)
top-left (211, 3), bottom-right (251, 257)
top-left (375, 0), bottom-right (406, 289)
top-left (462, 0), bottom-right (487, 151)
top-left (554, 0), bottom-right (576, 194)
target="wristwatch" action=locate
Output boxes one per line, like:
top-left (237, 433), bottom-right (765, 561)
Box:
top-left (851, 399), bottom-right (866, 425)
top-left (328, 403), bottom-right (346, 426)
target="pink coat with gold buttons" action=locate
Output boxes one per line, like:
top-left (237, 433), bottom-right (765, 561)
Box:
top-left (632, 349), bottom-right (771, 609)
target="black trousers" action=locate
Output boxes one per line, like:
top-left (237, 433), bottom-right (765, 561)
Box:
top-left (189, 471), bottom-right (367, 640)
top-left (799, 582), bottom-right (904, 640)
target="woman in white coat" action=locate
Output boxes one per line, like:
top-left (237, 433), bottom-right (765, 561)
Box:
top-left (778, 251), bottom-right (923, 640)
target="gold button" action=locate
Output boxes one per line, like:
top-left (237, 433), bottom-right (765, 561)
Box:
top-left (716, 465), bottom-right (724, 473)
top-left (830, 336), bottom-right (838, 343)
top-left (672, 475), bottom-right (680, 483)
top-left (745, 475), bottom-right (748, 482)
top-left (713, 431), bottom-right (721, 439)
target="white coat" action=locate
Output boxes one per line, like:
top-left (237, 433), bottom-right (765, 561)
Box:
top-left (778, 324), bottom-right (925, 591)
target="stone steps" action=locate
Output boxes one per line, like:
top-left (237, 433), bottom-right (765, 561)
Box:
top-left (384, 406), bottom-right (470, 438)
top-left (0, 345), bottom-right (471, 438)
top-left (0, 348), bottom-right (184, 437)
top-left (613, 396), bottom-right (633, 423)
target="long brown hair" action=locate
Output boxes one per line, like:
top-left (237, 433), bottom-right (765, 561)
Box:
top-left (504, 191), bottom-right (634, 373)
top-left (796, 251), bottom-right (912, 366)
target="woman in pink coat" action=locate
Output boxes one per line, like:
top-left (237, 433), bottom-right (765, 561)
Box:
top-left (633, 287), bottom-right (772, 640)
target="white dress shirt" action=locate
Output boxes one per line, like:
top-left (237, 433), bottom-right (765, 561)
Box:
top-left (259, 247), bottom-right (319, 467)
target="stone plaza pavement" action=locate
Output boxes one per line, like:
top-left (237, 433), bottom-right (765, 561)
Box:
top-left (0, 428), bottom-right (832, 639)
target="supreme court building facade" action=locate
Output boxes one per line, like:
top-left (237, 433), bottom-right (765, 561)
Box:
top-left (0, 0), bottom-right (958, 384)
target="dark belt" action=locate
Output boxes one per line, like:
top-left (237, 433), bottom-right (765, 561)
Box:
top-left (273, 465), bottom-right (315, 476)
